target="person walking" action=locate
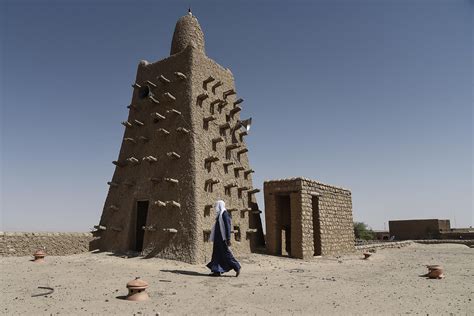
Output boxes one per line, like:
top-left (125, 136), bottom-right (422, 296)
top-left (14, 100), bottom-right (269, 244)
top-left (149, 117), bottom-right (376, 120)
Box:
top-left (206, 200), bottom-right (241, 277)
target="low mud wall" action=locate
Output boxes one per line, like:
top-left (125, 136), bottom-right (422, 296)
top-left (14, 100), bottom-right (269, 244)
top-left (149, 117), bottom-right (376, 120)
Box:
top-left (355, 240), bottom-right (413, 251)
top-left (0, 232), bottom-right (95, 256)
top-left (414, 239), bottom-right (474, 247)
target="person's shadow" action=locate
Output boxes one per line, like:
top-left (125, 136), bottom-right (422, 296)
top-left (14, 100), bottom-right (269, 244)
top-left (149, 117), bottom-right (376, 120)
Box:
top-left (160, 269), bottom-right (233, 277)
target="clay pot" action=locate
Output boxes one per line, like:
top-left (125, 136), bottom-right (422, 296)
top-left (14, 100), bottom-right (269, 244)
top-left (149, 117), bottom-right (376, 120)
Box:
top-left (126, 277), bottom-right (149, 301)
top-left (33, 250), bottom-right (46, 263)
top-left (427, 266), bottom-right (444, 279)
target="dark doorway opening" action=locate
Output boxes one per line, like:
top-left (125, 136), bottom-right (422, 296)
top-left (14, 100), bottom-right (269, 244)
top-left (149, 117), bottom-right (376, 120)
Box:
top-left (275, 195), bottom-right (291, 256)
top-left (134, 201), bottom-right (149, 252)
top-left (312, 196), bottom-right (322, 256)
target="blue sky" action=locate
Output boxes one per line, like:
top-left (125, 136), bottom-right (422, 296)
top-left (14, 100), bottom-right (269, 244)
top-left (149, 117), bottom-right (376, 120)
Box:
top-left (1, 0), bottom-right (472, 232)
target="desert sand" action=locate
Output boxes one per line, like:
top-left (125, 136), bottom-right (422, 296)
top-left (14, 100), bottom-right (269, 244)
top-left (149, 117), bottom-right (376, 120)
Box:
top-left (1, 243), bottom-right (473, 315)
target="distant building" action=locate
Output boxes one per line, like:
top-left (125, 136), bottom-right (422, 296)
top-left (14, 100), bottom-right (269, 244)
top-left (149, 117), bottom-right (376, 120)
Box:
top-left (389, 219), bottom-right (450, 240)
top-left (373, 230), bottom-right (390, 241)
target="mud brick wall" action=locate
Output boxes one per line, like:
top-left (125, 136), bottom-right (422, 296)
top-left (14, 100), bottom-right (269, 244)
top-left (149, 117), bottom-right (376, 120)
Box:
top-left (389, 219), bottom-right (450, 240)
top-left (264, 178), bottom-right (355, 259)
top-left (95, 13), bottom-right (263, 264)
top-left (0, 232), bottom-right (94, 257)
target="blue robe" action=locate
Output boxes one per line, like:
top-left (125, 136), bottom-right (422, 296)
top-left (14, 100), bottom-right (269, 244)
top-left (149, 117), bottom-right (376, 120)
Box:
top-left (206, 211), bottom-right (241, 273)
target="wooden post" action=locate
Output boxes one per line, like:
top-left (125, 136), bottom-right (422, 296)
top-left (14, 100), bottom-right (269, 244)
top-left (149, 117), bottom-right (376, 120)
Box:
top-left (230, 106), bottom-right (242, 116)
top-left (248, 188), bottom-right (261, 195)
top-left (204, 156), bottom-right (219, 163)
top-left (203, 76), bottom-right (215, 89)
top-left (174, 72), bottom-right (187, 80)
top-left (151, 112), bottom-right (166, 120)
top-left (237, 148), bottom-right (248, 155)
top-left (167, 109), bottom-right (182, 116)
top-left (167, 201), bottom-right (181, 208)
top-left (212, 81), bottom-right (223, 93)
top-left (164, 177), bottom-right (179, 184)
top-left (134, 119), bottom-right (144, 126)
top-left (126, 157), bottom-right (140, 164)
top-left (197, 92), bottom-right (209, 106)
top-left (124, 137), bottom-right (137, 144)
top-left (112, 161), bottom-right (125, 167)
top-left (146, 80), bottom-right (157, 87)
top-left (149, 95), bottom-right (160, 104)
top-left (244, 169), bottom-right (254, 179)
top-left (158, 75), bottom-right (170, 84)
top-left (233, 98), bottom-right (244, 106)
top-left (163, 92), bottom-right (176, 101)
top-left (154, 200), bottom-right (166, 207)
top-left (167, 152), bottom-right (181, 159)
top-left (223, 89), bottom-right (236, 99)
top-left (163, 228), bottom-right (178, 233)
top-left (203, 115), bottom-right (216, 122)
top-left (176, 127), bottom-right (190, 134)
top-left (157, 128), bottom-right (170, 135)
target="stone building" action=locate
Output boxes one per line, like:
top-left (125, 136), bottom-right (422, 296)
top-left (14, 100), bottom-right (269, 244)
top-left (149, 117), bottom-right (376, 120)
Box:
top-left (94, 12), bottom-right (263, 264)
top-left (389, 219), bottom-right (451, 240)
top-left (264, 178), bottom-right (355, 259)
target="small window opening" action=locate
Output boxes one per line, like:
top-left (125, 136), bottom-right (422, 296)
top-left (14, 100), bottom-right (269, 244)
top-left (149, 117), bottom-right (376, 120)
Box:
top-left (234, 226), bottom-right (241, 242)
top-left (138, 85), bottom-right (151, 99)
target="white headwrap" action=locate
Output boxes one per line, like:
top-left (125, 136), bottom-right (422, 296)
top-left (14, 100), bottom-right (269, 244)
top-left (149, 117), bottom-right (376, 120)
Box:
top-left (209, 200), bottom-right (227, 242)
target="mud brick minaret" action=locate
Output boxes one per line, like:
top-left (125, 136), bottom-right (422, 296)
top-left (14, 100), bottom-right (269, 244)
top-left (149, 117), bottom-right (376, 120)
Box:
top-left (94, 12), bottom-right (263, 264)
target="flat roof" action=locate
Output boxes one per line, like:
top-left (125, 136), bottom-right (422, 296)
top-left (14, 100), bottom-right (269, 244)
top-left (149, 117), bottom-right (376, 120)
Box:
top-left (263, 177), bottom-right (350, 192)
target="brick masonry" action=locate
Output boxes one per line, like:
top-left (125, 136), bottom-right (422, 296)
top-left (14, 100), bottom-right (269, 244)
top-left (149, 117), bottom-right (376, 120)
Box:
top-left (264, 177), bottom-right (355, 259)
top-left (0, 232), bottom-right (94, 257)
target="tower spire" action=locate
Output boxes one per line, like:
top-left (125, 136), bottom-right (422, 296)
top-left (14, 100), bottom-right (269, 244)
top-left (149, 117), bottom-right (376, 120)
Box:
top-left (170, 12), bottom-right (205, 55)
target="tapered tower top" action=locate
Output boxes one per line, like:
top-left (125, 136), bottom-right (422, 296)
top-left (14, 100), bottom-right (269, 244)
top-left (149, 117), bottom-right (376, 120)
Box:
top-left (170, 10), bottom-right (205, 55)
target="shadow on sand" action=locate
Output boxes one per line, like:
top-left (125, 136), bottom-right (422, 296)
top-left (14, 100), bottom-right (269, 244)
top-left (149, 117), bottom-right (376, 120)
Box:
top-left (160, 269), bottom-right (233, 278)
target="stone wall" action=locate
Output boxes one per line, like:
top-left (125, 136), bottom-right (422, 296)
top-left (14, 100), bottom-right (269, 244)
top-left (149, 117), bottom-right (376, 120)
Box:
top-left (0, 232), bottom-right (94, 257)
top-left (264, 177), bottom-right (355, 259)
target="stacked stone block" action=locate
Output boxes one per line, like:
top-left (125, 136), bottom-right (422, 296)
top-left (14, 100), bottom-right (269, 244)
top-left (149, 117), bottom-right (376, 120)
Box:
top-left (264, 177), bottom-right (355, 259)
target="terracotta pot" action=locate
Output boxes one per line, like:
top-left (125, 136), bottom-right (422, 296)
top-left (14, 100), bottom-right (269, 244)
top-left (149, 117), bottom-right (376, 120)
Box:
top-left (126, 277), bottom-right (149, 301)
top-left (427, 267), bottom-right (444, 279)
top-left (33, 250), bottom-right (46, 263)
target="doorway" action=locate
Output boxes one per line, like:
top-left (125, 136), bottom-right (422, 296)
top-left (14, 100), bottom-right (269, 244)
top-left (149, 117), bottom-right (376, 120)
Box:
top-left (275, 195), bottom-right (291, 256)
top-left (134, 200), bottom-right (149, 252)
top-left (312, 196), bottom-right (322, 256)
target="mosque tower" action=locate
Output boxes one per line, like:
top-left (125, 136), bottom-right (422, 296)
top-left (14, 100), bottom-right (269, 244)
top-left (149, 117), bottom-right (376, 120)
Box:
top-left (94, 12), bottom-right (263, 264)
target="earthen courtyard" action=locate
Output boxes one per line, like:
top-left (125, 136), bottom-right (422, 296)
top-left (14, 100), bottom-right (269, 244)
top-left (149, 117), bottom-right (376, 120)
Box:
top-left (1, 243), bottom-right (473, 315)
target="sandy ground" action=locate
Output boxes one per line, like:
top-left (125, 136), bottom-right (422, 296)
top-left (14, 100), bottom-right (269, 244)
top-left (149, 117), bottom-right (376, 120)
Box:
top-left (1, 243), bottom-right (473, 315)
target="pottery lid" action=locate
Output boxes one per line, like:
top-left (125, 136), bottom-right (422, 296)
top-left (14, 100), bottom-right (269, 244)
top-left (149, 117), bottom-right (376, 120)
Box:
top-left (426, 265), bottom-right (443, 270)
top-left (127, 277), bottom-right (148, 289)
top-left (34, 250), bottom-right (46, 256)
